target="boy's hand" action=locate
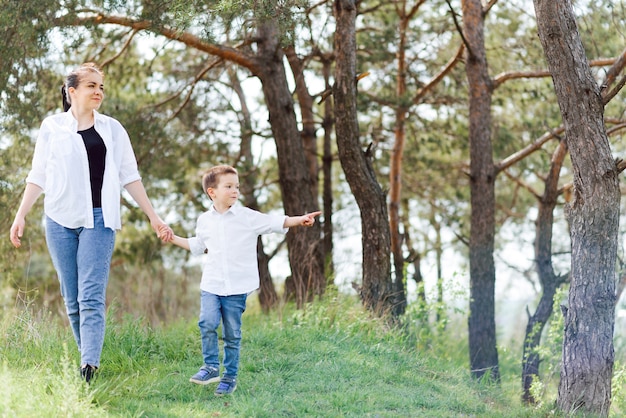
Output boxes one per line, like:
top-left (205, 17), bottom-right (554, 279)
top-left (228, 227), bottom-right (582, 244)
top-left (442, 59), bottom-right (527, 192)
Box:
top-left (301, 211), bottom-right (322, 227)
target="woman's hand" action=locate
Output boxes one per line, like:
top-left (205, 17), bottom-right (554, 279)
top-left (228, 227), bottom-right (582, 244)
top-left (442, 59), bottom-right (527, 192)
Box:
top-left (9, 217), bottom-right (26, 248)
top-left (151, 219), bottom-right (173, 242)
top-left (9, 183), bottom-right (43, 249)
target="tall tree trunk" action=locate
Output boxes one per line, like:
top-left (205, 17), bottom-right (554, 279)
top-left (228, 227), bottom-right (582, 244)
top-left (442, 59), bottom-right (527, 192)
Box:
top-left (333, 0), bottom-right (395, 316)
top-left (534, 1), bottom-right (619, 415)
top-left (463, 0), bottom-right (499, 382)
top-left (522, 138), bottom-right (569, 404)
top-left (390, 105), bottom-right (407, 316)
top-left (388, 3), bottom-right (414, 317)
top-left (321, 55), bottom-right (335, 278)
top-left (286, 45), bottom-right (335, 280)
top-left (256, 20), bottom-right (325, 307)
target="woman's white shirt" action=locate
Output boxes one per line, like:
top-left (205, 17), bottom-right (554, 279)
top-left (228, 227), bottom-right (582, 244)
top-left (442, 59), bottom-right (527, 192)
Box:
top-left (26, 110), bottom-right (141, 230)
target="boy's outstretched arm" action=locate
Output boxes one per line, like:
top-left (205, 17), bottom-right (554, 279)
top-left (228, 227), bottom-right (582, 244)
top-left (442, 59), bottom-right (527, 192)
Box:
top-left (283, 211), bottom-right (322, 228)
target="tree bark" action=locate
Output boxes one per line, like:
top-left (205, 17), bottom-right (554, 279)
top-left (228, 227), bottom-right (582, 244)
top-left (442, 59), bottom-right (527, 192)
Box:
top-left (533, 1), bottom-right (619, 415)
top-left (333, 0), bottom-right (395, 316)
top-left (462, 0), bottom-right (500, 382)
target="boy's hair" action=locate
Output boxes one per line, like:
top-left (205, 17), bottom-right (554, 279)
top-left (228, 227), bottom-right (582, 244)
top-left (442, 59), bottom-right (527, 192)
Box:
top-left (202, 165), bottom-right (238, 198)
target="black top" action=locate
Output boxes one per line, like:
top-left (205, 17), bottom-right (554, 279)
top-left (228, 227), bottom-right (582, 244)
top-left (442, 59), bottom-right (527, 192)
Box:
top-left (78, 126), bottom-right (106, 208)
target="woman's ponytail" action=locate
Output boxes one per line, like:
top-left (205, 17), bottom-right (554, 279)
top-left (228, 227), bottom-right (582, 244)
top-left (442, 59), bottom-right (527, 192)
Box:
top-left (61, 84), bottom-right (70, 112)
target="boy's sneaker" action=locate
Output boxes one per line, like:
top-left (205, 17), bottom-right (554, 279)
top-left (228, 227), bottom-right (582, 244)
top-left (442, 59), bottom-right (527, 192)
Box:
top-left (189, 366), bottom-right (220, 385)
top-left (214, 377), bottom-right (237, 396)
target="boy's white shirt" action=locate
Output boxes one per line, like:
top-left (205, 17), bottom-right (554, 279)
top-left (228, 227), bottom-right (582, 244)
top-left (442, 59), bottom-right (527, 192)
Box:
top-left (188, 203), bottom-right (288, 296)
top-left (26, 110), bottom-right (141, 230)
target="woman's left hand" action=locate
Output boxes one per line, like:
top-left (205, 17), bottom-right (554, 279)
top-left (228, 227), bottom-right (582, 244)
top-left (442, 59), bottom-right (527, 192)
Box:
top-left (152, 219), bottom-right (174, 242)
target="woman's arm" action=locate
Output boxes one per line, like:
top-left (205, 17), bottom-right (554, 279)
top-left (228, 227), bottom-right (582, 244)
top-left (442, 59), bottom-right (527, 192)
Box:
top-left (10, 183), bottom-right (44, 248)
top-left (124, 180), bottom-right (173, 241)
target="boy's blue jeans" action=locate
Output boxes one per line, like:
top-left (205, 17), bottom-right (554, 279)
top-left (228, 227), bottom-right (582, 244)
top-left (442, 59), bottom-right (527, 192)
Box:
top-left (45, 208), bottom-right (115, 368)
top-left (199, 291), bottom-right (247, 379)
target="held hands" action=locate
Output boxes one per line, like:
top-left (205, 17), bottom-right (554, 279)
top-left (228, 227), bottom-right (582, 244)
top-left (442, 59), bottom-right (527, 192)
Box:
top-left (152, 219), bottom-right (174, 242)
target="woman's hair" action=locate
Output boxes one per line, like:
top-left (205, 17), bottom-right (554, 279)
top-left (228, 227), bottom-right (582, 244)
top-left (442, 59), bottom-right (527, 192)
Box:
top-left (61, 62), bottom-right (104, 112)
top-left (202, 165), bottom-right (238, 199)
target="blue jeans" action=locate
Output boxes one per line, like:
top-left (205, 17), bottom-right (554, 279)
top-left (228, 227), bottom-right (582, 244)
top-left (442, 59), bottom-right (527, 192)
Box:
top-left (45, 208), bottom-right (115, 368)
top-left (199, 291), bottom-right (247, 379)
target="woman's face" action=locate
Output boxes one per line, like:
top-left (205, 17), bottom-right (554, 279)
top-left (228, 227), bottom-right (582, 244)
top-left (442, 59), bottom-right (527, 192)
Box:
top-left (69, 71), bottom-right (104, 111)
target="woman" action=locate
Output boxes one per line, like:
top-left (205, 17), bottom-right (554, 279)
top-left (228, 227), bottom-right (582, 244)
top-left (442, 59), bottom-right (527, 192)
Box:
top-left (9, 62), bottom-right (172, 382)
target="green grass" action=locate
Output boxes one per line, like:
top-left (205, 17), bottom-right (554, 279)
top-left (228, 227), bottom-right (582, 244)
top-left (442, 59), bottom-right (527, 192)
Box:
top-left (0, 295), bottom-right (567, 417)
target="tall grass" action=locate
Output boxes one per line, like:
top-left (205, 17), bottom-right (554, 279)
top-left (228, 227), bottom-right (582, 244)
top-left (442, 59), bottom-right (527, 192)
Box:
top-left (0, 292), bottom-right (611, 417)
top-left (0, 308), bottom-right (107, 417)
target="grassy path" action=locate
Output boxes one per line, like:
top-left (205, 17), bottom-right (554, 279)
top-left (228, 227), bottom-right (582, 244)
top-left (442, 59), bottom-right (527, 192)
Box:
top-left (1, 296), bottom-right (551, 417)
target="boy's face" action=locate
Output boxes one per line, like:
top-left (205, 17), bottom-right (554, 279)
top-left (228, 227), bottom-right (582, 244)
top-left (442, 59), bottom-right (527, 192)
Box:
top-left (208, 173), bottom-right (240, 207)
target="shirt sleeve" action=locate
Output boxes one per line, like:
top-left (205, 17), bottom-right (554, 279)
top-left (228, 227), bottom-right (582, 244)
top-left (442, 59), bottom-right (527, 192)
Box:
top-left (112, 119), bottom-right (141, 186)
top-left (25, 119), bottom-right (51, 189)
top-left (187, 236), bottom-right (206, 256)
top-left (246, 208), bottom-right (288, 235)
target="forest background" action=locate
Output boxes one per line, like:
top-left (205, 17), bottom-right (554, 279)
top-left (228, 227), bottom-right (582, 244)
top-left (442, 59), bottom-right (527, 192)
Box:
top-left (1, 0), bottom-right (626, 415)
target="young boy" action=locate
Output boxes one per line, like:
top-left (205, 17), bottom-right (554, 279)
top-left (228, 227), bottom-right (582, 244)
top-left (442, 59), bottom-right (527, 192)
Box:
top-left (166, 165), bottom-right (320, 396)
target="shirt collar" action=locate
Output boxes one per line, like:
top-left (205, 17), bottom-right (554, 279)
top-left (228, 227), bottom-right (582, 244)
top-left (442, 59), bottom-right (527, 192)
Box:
top-left (63, 109), bottom-right (103, 128)
top-left (209, 202), bottom-right (240, 215)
